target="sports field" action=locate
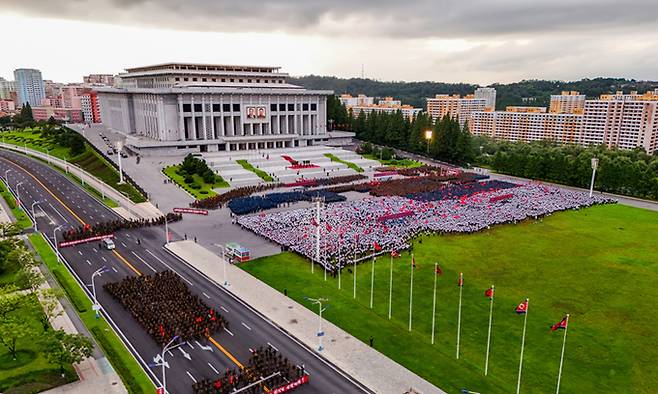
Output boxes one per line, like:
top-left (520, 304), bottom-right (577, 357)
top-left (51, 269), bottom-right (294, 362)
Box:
top-left (240, 204), bottom-right (658, 394)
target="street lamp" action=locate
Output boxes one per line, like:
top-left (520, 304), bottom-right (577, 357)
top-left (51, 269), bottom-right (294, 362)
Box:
top-left (305, 297), bottom-right (328, 352)
top-left (589, 157), bottom-right (599, 198)
top-left (153, 335), bottom-right (183, 394)
top-left (117, 141), bottom-right (124, 184)
top-left (31, 200), bottom-right (43, 231)
top-left (424, 130), bottom-right (433, 154)
top-left (53, 225), bottom-right (65, 263)
top-left (90, 266), bottom-right (110, 319)
top-left (4, 169), bottom-right (12, 184)
top-left (15, 181), bottom-right (24, 208)
top-left (213, 244), bottom-right (229, 287)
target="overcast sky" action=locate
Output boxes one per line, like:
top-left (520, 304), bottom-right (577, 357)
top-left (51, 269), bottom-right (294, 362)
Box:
top-left (1, 0), bottom-right (657, 85)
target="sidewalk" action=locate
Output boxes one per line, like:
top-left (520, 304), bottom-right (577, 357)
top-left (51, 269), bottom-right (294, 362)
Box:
top-left (165, 240), bottom-right (446, 394)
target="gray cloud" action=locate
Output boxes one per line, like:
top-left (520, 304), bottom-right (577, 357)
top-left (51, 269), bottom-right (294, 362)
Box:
top-left (2, 0), bottom-right (658, 38)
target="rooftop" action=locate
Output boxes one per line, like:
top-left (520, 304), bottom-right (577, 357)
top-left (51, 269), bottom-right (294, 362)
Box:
top-left (125, 62), bottom-right (282, 74)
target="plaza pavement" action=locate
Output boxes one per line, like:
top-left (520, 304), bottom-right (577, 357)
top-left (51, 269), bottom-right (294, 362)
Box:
top-left (165, 240), bottom-right (446, 394)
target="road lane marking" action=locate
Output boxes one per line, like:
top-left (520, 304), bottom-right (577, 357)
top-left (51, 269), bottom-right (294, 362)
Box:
top-left (112, 250), bottom-right (142, 276)
top-left (267, 342), bottom-right (279, 352)
top-left (220, 306), bottom-right (229, 313)
top-left (207, 336), bottom-right (244, 369)
top-left (208, 362), bottom-right (219, 374)
top-left (130, 251), bottom-right (157, 273)
top-left (121, 242), bottom-right (127, 248)
top-left (78, 251), bottom-right (83, 256)
top-left (187, 341), bottom-right (194, 350)
top-left (111, 266), bottom-right (118, 273)
top-left (144, 249), bottom-right (194, 286)
top-left (86, 259), bottom-right (91, 266)
top-left (202, 292), bottom-right (210, 299)
top-left (241, 322), bottom-right (252, 331)
top-left (186, 371), bottom-right (197, 383)
top-left (49, 203), bottom-right (67, 222)
top-left (223, 327), bottom-right (234, 336)
top-left (92, 248), bottom-right (97, 253)
top-left (101, 256), bottom-right (107, 262)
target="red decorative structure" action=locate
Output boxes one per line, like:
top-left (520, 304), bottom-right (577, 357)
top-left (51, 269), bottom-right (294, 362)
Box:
top-left (173, 207), bottom-right (209, 215)
top-left (271, 375), bottom-right (310, 394)
top-left (282, 155), bottom-right (319, 169)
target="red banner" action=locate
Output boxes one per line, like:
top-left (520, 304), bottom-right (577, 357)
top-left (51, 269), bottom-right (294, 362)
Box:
top-left (58, 234), bottom-right (114, 248)
top-left (377, 210), bottom-right (415, 222)
top-left (271, 375), bottom-right (309, 394)
top-left (374, 171), bottom-right (397, 178)
top-left (174, 207), bottom-right (209, 216)
top-left (489, 193), bottom-right (514, 203)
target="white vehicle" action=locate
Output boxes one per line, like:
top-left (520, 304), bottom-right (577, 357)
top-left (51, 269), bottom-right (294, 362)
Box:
top-left (103, 238), bottom-right (116, 250)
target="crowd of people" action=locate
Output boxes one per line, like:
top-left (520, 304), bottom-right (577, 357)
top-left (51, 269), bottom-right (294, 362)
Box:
top-left (104, 271), bottom-right (226, 346)
top-left (369, 173), bottom-right (488, 197)
top-left (193, 346), bottom-right (306, 394)
top-left (238, 182), bottom-right (616, 271)
top-left (61, 212), bottom-right (183, 242)
top-left (228, 190), bottom-right (346, 215)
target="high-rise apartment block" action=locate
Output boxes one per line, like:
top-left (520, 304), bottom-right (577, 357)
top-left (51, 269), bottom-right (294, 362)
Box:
top-left (467, 89), bottom-right (658, 154)
top-left (474, 87), bottom-right (497, 111)
top-left (83, 74), bottom-right (115, 86)
top-left (0, 78), bottom-right (16, 100)
top-left (340, 94), bottom-right (421, 120)
top-left (14, 68), bottom-right (45, 107)
top-left (426, 94), bottom-right (487, 127)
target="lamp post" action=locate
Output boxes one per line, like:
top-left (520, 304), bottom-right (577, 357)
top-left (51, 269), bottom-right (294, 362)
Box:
top-left (154, 335), bottom-right (182, 394)
top-left (31, 200), bottom-right (43, 231)
top-left (164, 216), bottom-right (170, 245)
top-left (424, 130), bottom-right (433, 154)
top-left (15, 181), bottom-right (24, 208)
top-left (90, 266), bottom-right (110, 319)
top-left (213, 243), bottom-right (229, 287)
top-left (589, 157), bottom-right (599, 198)
top-left (117, 141), bottom-right (124, 184)
top-left (305, 297), bottom-right (327, 351)
top-left (4, 169), bottom-right (12, 184)
top-left (53, 225), bottom-right (64, 263)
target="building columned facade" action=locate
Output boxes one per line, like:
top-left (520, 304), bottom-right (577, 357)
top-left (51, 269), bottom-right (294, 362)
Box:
top-left (98, 63), bottom-right (332, 153)
top-left (14, 68), bottom-right (45, 107)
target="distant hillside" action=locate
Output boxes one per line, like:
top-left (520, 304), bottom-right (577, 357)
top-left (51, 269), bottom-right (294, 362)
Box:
top-left (289, 76), bottom-right (658, 110)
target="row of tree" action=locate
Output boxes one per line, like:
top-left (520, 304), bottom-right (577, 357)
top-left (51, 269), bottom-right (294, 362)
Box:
top-left (328, 97), bottom-right (476, 165)
top-left (0, 238), bottom-right (93, 377)
top-left (476, 138), bottom-right (658, 200)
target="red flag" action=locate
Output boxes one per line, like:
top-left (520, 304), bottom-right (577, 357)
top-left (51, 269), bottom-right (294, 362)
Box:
top-left (484, 286), bottom-right (494, 299)
top-left (326, 223), bottom-right (332, 232)
top-left (457, 273), bottom-right (463, 287)
top-left (551, 316), bottom-right (568, 331)
top-left (515, 299), bottom-right (528, 314)
top-left (390, 250), bottom-right (400, 258)
top-left (411, 256), bottom-right (416, 269)
top-left (311, 218), bottom-right (318, 226)
top-left (373, 241), bottom-right (382, 251)
top-left (435, 265), bottom-right (443, 275)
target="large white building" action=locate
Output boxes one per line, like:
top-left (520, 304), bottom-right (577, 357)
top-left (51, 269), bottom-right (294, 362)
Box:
top-left (474, 87), bottom-right (497, 111)
top-left (98, 63), bottom-right (332, 154)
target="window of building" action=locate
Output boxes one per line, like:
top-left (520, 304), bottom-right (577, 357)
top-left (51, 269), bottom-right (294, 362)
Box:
top-left (194, 104), bottom-right (202, 112)
top-left (183, 104), bottom-right (191, 112)
top-left (193, 78), bottom-right (198, 82)
top-left (212, 104), bottom-right (220, 112)
top-left (230, 79), bottom-right (234, 82)
top-left (270, 103), bottom-right (277, 111)
top-left (233, 104), bottom-right (240, 111)
top-left (279, 104), bottom-right (286, 111)
top-left (239, 79), bottom-right (244, 83)
top-left (202, 78), bottom-right (207, 82)
top-left (288, 104), bottom-right (294, 111)
top-left (311, 103), bottom-right (317, 111)
top-left (184, 78), bottom-right (189, 81)
top-left (247, 79), bottom-right (252, 83)
top-left (175, 77), bottom-right (180, 82)
top-left (223, 103), bottom-right (230, 111)
top-left (221, 79), bottom-right (226, 82)
top-left (303, 103), bottom-right (309, 111)
top-left (279, 80), bottom-right (283, 83)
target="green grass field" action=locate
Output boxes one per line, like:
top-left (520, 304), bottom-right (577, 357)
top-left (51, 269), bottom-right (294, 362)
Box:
top-left (162, 164), bottom-right (229, 199)
top-left (324, 153), bottom-right (365, 173)
top-left (29, 234), bottom-right (155, 394)
top-left (237, 159), bottom-right (274, 182)
top-left (363, 153), bottom-right (422, 169)
top-left (240, 204), bottom-right (658, 394)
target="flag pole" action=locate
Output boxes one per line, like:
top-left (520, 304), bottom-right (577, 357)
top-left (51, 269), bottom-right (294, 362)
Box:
top-left (388, 253), bottom-right (393, 319)
top-left (353, 246), bottom-right (357, 299)
top-left (456, 272), bottom-right (463, 359)
top-left (556, 314), bottom-right (570, 394)
top-left (484, 284), bottom-right (494, 376)
top-left (370, 256), bottom-right (375, 308)
top-left (431, 262), bottom-right (438, 344)
top-left (338, 254), bottom-right (342, 290)
top-left (408, 253), bottom-right (414, 331)
top-left (516, 298), bottom-right (529, 394)
top-left (313, 199), bottom-right (320, 274)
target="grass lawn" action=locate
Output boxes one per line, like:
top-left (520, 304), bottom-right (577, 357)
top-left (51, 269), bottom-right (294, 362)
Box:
top-left (1, 129), bottom-right (146, 204)
top-left (324, 153), bottom-right (364, 173)
top-left (237, 159), bottom-right (274, 182)
top-left (29, 234), bottom-right (155, 394)
top-left (0, 181), bottom-right (33, 230)
top-left (240, 204), bottom-right (658, 394)
top-left (0, 295), bottom-right (77, 393)
top-left (162, 164), bottom-right (229, 199)
top-left (363, 153), bottom-right (422, 169)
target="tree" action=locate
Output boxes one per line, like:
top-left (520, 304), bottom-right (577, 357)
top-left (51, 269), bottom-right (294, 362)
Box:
top-left (45, 329), bottom-right (93, 377)
top-left (0, 314), bottom-right (33, 360)
top-left (36, 289), bottom-right (64, 332)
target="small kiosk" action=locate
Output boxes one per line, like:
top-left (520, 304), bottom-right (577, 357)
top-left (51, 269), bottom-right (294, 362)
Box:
top-left (225, 242), bottom-right (251, 262)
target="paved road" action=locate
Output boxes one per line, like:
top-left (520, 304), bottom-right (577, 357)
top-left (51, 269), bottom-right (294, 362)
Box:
top-left (0, 149), bottom-right (370, 394)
